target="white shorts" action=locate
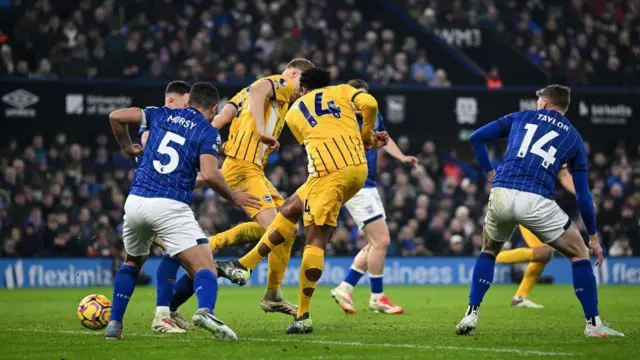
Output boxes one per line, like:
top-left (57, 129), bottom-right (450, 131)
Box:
top-left (123, 195), bottom-right (207, 257)
top-left (344, 187), bottom-right (386, 229)
top-left (484, 187), bottom-right (571, 243)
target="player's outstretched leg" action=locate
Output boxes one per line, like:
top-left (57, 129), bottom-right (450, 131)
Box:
top-left (153, 253), bottom-right (188, 333)
top-left (105, 255), bottom-right (145, 340)
top-left (178, 244), bottom-right (237, 341)
top-left (512, 246), bottom-right (552, 309)
top-left (549, 227), bottom-right (624, 337)
top-left (456, 230), bottom-right (502, 335)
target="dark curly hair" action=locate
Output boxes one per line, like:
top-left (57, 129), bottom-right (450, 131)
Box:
top-left (300, 67), bottom-right (331, 92)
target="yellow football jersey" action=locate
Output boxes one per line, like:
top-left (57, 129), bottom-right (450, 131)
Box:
top-left (286, 84), bottom-right (378, 177)
top-left (224, 75), bottom-right (295, 167)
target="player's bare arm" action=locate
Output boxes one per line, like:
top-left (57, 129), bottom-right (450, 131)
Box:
top-left (199, 153), bottom-right (261, 210)
top-left (248, 79), bottom-right (279, 151)
top-left (109, 107), bottom-right (144, 157)
top-left (383, 137), bottom-right (418, 167)
top-left (211, 103), bottom-right (238, 129)
top-left (558, 167), bottom-right (576, 195)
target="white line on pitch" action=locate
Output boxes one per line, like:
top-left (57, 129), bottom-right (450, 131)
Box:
top-left (5, 328), bottom-right (579, 357)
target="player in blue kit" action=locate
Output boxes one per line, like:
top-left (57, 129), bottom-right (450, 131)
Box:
top-left (331, 79), bottom-right (417, 315)
top-left (104, 83), bottom-right (260, 340)
top-left (456, 85), bottom-right (624, 337)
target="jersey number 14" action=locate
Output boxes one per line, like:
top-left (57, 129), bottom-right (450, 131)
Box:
top-left (517, 123), bottom-right (558, 169)
top-left (299, 92), bottom-right (342, 127)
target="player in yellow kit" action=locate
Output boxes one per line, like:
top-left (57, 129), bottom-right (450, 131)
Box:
top-left (208, 58), bottom-right (314, 315)
top-left (217, 68), bottom-right (388, 334)
top-left (496, 164), bottom-right (576, 308)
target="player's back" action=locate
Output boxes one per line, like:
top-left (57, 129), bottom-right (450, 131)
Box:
top-left (225, 75), bottom-right (294, 167)
top-left (493, 109), bottom-right (582, 199)
top-left (132, 106), bottom-right (220, 204)
top-left (287, 84), bottom-right (367, 177)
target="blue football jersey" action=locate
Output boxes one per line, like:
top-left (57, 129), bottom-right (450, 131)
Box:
top-left (356, 112), bottom-right (386, 188)
top-left (492, 109), bottom-right (587, 199)
top-left (130, 106), bottom-right (221, 205)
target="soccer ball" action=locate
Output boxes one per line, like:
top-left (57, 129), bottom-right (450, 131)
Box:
top-left (77, 294), bottom-right (111, 330)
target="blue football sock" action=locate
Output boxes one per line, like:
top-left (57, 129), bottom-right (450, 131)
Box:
top-left (468, 252), bottom-right (495, 309)
top-left (194, 269), bottom-right (218, 314)
top-left (156, 254), bottom-right (181, 307)
top-left (110, 264), bottom-right (139, 323)
top-left (170, 274), bottom-right (194, 312)
top-left (344, 267), bottom-right (364, 287)
top-left (370, 274), bottom-right (383, 294)
top-left (572, 259), bottom-right (599, 320)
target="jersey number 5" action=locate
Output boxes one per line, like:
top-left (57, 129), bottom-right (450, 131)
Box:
top-left (299, 92), bottom-right (342, 127)
top-left (517, 123), bottom-right (558, 168)
top-left (154, 132), bottom-right (186, 174)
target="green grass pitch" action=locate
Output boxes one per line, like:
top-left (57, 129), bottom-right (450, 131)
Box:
top-left (0, 285), bottom-right (637, 360)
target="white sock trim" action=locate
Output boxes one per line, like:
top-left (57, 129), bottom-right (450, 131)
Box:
top-left (350, 266), bottom-right (365, 274)
top-left (156, 306), bottom-right (170, 317)
top-left (369, 274), bottom-right (383, 278)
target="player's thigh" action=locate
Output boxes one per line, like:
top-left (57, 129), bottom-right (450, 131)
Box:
top-left (122, 195), bottom-right (155, 256)
top-left (362, 218), bottom-right (391, 248)
top-left (345, 187), bottom-right (386, 230)
top-left (149, 198), bottom-right (208, 257)
top-left (548, 226), bottom-right (589, 261)
top-left (518, 225), bottom-right (546, 248)
top-left (484, 188), bottom-right (518, 243)
top-left (518, 194), bottom-right (571, 244)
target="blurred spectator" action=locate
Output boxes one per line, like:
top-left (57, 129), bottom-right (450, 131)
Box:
top-left (486, 66), bottom-right (502, 89)
top-left (410, 52), bottom-right (435, 83)
top-left (429, 69), bottom-right (451, 87)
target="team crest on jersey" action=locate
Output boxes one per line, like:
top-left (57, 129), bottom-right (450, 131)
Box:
top-left (279, 78), bottom-right (287, 87)
top-left (263, 195), bottom-right (273, 203)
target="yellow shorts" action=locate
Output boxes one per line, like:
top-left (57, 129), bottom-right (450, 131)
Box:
top-left (519, 225), bottom-right (546, 248)
top-left (299, 164), bottom-right (368, 227)
top-left (221, 157), bottom-right (284, 218)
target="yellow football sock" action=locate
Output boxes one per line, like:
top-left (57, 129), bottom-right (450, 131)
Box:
top-left (515, 261), bottom-right (545, 298)
top-left (297, 245), bottom-right (325, 318)
top-left (238, 213), bottom-right (297, 270)
top-left (267, 236), bottom-right (295, 290)
top-left (496, 248), bottom-right (533, 264)
top-left (208, 222), bottom-right (265, 250)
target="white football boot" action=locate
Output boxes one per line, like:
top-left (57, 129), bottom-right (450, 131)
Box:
top-left (511, 296), bottom-right (544, 309)
top-left (192, 309), bottom-right (238, 341)
top-left (456, 309), bottom-right (478, 335)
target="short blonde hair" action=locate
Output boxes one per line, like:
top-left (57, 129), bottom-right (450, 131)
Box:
top-left (286, 58), bottom-right (314, 71)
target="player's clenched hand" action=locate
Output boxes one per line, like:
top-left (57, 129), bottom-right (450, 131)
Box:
top-left (589, 234), bottom-right (604, 267)
top-left (402, 155), bottom-right (419, 168)
top-left (486, 170), bottom-right (496, 185)
top-left (366, 131), bottom-right (389, 150)
top-left (259, 133), bottom-right (280, 152)
top-left (124, 144), bottom-right (144, 157)
top-left (232, 187), bottom-right (262, 210)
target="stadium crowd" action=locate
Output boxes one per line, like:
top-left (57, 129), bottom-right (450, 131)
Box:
top-left (1, 133), bottom-right (638, 259)
top-left (2, 0), bottom-right (638, 87)
top-left (1, 0), bottom-right (451, 86)
top-left (402, 0), bottom-right (640, 86)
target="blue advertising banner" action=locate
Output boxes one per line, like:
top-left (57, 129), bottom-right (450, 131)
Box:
top-left (0, 258), bottom-right (114, 288)
top-left (1, 257), bottom-right (639, 288)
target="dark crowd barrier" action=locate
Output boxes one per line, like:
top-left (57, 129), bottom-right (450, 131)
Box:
top-left (1, 79), bottom-right (637, 151)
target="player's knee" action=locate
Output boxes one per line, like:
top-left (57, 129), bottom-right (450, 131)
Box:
top-left (370, 234), bottom-right (390, 249)
top-left (124, 254), bottom-right (146, 269)
top-left (533, 246), bottom-right (553, 263)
